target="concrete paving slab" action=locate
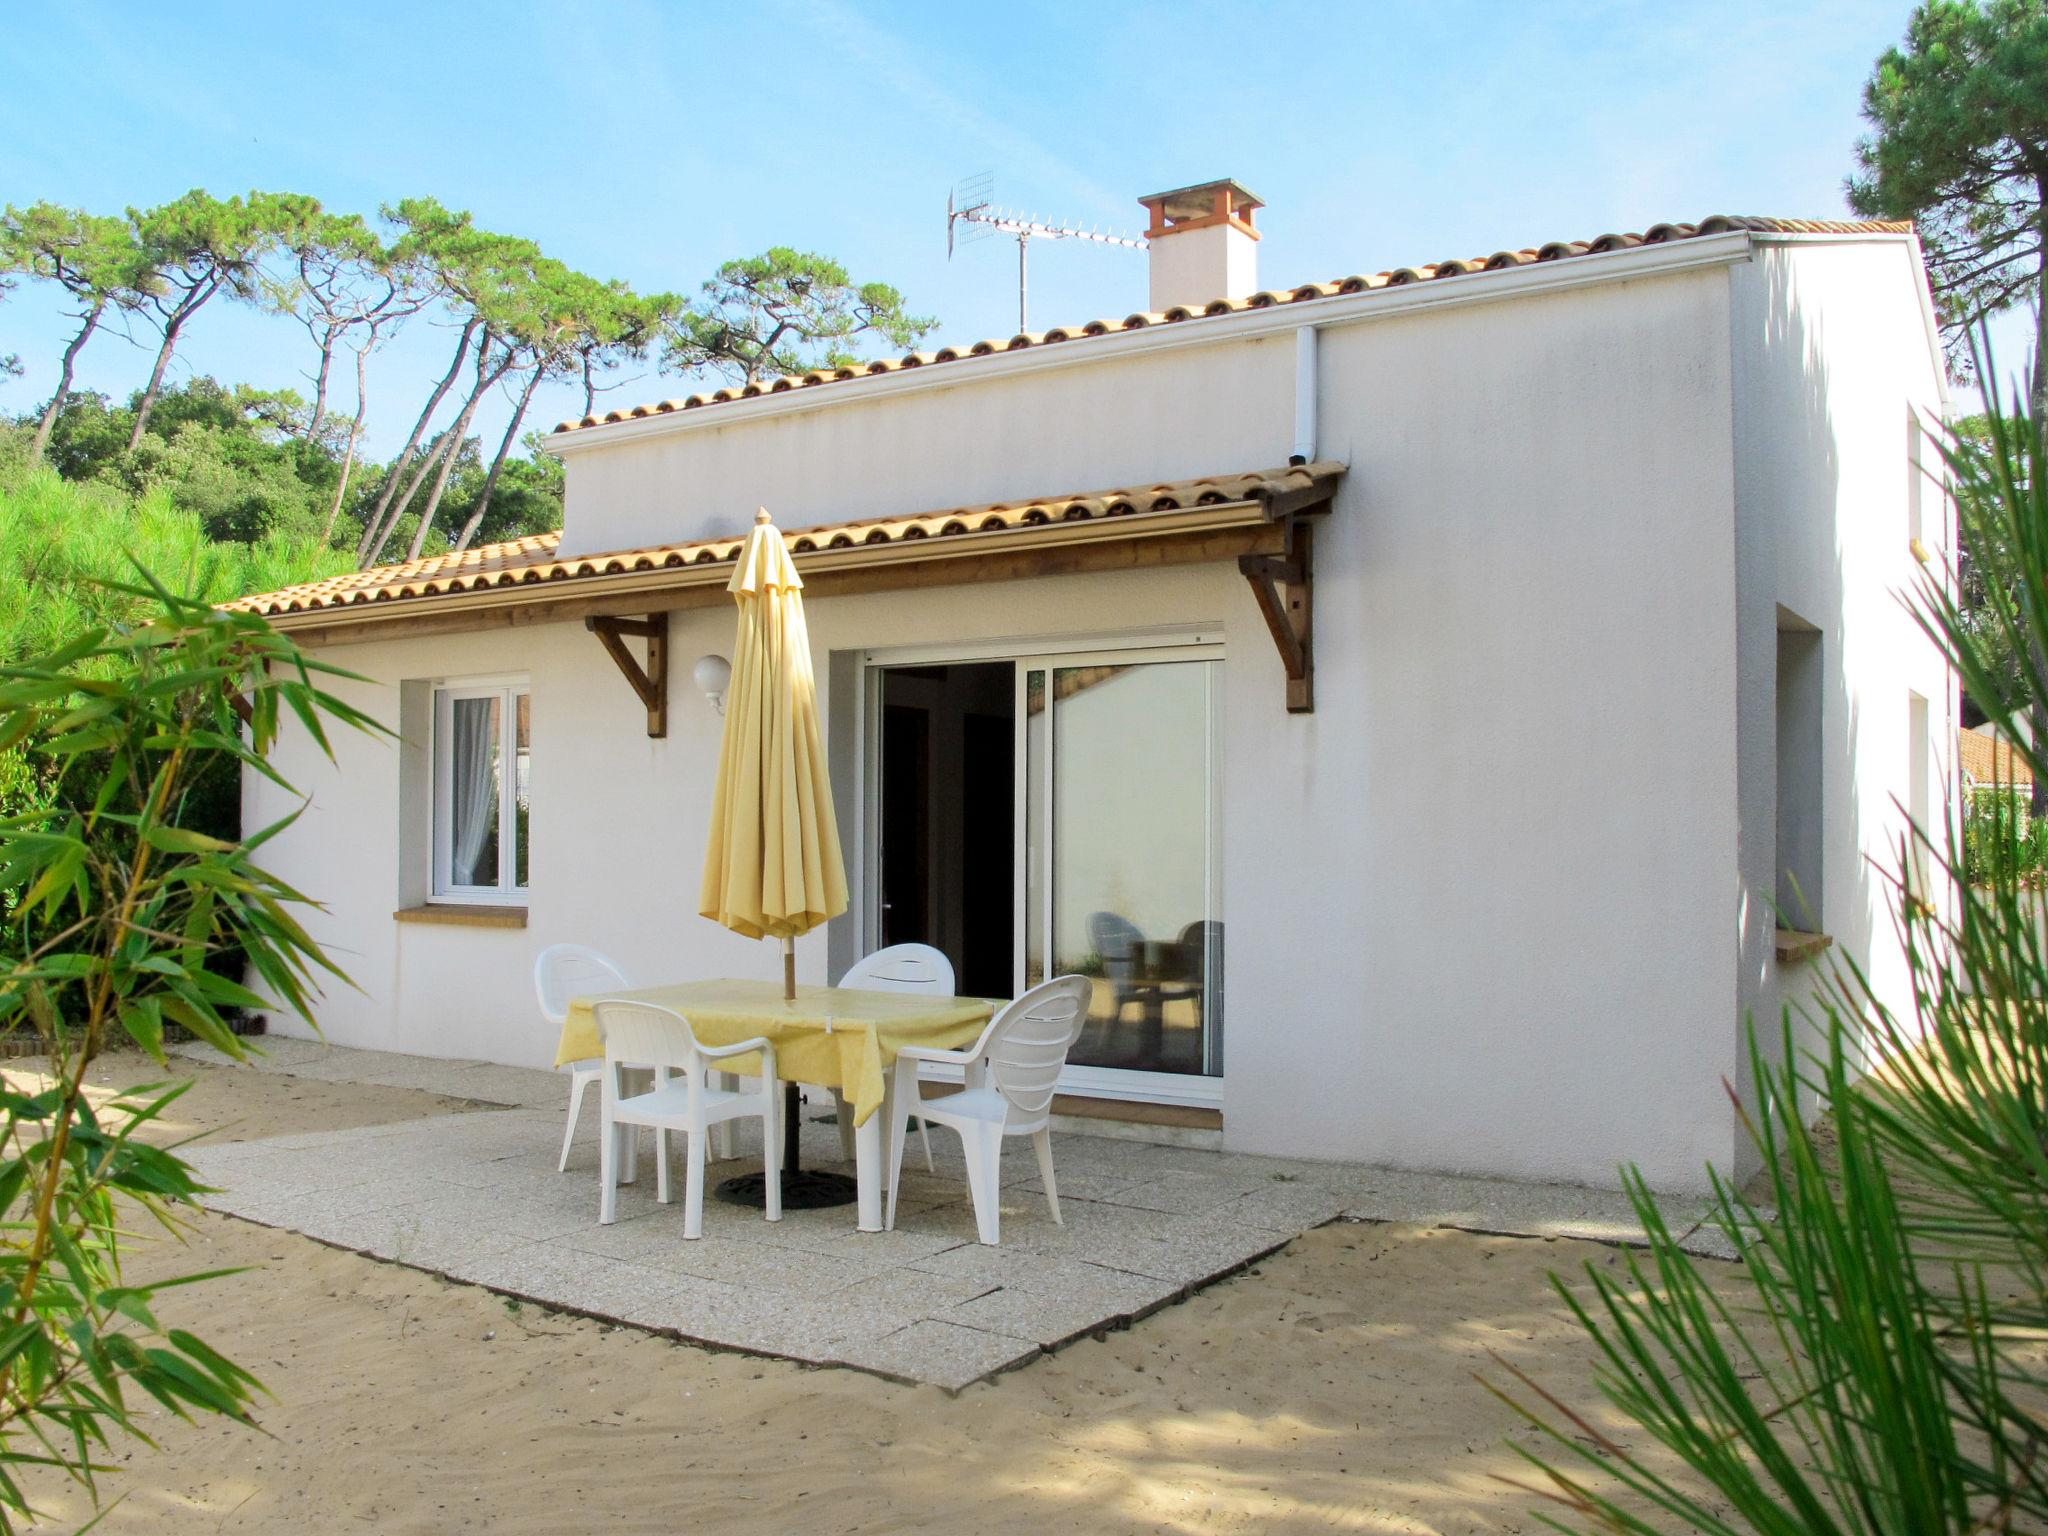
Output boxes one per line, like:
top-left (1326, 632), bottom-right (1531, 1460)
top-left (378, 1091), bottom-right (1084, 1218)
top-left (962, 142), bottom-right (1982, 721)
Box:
top-left (179, 1037), bottom-right (1740, 1385)
top-left (830, 1319), bottom-right (1040, 1391)
top-left (939, 1283), bottom-right (1151, 1348)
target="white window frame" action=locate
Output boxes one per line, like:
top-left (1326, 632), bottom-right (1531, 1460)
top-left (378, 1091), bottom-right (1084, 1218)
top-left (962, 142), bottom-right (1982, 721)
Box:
top-left (431, 677), bottom-right (530, 903)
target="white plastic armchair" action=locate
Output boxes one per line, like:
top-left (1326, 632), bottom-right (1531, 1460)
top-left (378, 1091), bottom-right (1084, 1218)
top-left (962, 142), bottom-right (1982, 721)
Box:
top-left (884, 974), bottom-right (1091, 1244)
top-left (534, 944), bottom-right (633, 1175)
top-left (833, 944), bottom-right (956, 1169)
top-left (593, 999), bottom-right (781, 1236)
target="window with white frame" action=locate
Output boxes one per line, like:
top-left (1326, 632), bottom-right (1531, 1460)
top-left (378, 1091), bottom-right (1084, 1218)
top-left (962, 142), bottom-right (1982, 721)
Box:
top-left (433, 681), bottom-right (530, 901)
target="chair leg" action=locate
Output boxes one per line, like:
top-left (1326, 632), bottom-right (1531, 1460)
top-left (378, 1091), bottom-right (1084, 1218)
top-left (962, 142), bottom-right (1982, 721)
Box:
top-left (683, 1129), bottom-right (708, 1240)
top-left (1032, 1128), bottom-right (1061, 1225)
top-left (917, 1116), bottom-right (934, 1173)
top-left (960, 1121), bottom-right (1005, 1245)
top-left (885, 1058), bottom-right (917, 1230)
top-left (599, 1106), bottom-right (618, 1225)
top-left (559, 1073), bottom-right (589, 1173)
top-left (656, 1128), bottom-right (672, 1205)
top-left (763, 1094), bottom-right (783, 1223)
top-left (832, 1088), bottom-right (856, 1164)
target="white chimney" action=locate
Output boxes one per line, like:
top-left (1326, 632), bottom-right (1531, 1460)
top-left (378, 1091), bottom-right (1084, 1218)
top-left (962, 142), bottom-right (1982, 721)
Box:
top-left (1138, 179), bottom-right (1263, 311)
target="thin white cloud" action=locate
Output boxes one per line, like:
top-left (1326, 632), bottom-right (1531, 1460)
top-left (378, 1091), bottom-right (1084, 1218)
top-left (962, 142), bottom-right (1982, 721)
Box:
top-left (782, 0), bottom-right (1126, 218)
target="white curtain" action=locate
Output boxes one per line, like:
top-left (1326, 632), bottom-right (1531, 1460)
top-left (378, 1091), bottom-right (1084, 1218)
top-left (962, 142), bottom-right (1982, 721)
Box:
top-left (449, 696), bottom-right (499, 886)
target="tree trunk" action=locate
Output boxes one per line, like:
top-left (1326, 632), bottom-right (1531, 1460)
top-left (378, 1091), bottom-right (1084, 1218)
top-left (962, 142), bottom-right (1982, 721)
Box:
top-left (406, 345), bottom-right (514, 561)
top-left (127, 277), bottom-right (220, 451)
top-left (31, 299), bottom-right (106, 461)
top-left (453, 366), bottom-right (542, 551)
top-left (322, 344), bottom-right (370, 545)
top-left (356, 322), bottom-right (477, 562)
top-left (2027, 191), bottom-right (2048, 820)
top-left (363, 429), bottom-right (455, 566)
top-left (307, 324), bottom-right (337, 444)
top-left (2032, 245), bottom-right (2047, 427)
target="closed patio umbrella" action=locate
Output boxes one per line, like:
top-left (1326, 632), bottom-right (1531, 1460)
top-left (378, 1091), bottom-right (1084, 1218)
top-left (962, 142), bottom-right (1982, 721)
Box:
top-left (700, 508), bottom-right (851, 1205)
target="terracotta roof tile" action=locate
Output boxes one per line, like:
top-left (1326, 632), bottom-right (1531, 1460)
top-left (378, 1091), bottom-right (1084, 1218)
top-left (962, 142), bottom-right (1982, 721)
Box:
top-left (231, 462), bottom-right (1344, 619)
top-left (551, 216), bottom-right (1914, 436)
top-left (1960, 727), bottom-right (2034, 788)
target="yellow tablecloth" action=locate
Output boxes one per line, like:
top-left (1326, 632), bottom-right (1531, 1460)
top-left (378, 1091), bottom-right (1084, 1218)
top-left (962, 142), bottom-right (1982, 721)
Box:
top-left (556, 978), bottom-right (995, 1127)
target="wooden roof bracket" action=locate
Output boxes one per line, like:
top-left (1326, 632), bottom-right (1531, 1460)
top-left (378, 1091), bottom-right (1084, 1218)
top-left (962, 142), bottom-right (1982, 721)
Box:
top-left (1239, 502), bottom-right (1325, 713)
top-left (586, 613), bottom-right (670, 737)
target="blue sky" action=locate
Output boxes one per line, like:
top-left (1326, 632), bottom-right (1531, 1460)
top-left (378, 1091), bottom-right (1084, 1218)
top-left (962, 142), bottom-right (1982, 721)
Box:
top-left (1, 0), bottom-right (2004, 456)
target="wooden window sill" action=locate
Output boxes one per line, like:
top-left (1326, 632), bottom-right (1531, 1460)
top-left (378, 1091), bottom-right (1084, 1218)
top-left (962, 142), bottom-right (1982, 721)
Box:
top-left (1049, 1094), bottom-right (1222, 1131)
top-left (394, 903), bottom-right (528, 929)
top-left (916, 1086), bottom-right (1221, 1130)
top-left (1774, 928), bottom-right (1833, 965)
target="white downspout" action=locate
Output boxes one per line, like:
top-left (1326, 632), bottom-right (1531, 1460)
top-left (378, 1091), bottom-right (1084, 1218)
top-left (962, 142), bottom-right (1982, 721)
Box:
top-left (1291, 324), bottom-right (1318, 465)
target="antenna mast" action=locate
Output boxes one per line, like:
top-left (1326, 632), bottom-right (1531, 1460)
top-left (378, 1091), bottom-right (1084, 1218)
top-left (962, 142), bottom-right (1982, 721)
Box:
top-left (948, 175), bottom-right (1146, 333)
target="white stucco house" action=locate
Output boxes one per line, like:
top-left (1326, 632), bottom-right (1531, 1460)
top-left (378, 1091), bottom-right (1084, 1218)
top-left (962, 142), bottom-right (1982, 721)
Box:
top-left (234, 182), bottom-right (1953, 1194)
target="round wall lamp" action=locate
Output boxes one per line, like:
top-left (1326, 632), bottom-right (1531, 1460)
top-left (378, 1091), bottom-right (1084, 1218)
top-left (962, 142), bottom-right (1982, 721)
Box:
top-left (693, 653), bottom-right (732, 715)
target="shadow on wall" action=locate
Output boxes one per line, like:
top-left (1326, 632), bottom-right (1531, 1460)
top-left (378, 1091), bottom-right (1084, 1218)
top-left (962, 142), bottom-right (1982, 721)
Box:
top-left (1732, 246), bottom-right (1878, 1161)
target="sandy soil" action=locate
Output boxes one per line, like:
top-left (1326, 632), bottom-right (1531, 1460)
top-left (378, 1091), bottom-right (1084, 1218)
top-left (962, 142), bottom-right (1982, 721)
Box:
top-left (20, 1054), bottom-right (1692, 1534)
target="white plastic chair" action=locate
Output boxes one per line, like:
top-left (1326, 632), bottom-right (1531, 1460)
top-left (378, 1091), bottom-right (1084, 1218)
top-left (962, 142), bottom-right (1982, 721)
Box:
top-left (835, 944), bottom-right (955, 1171)
top-left (534, 944), bottom-right (634, 1176)
top-left (594, 998), bottom-right (781, 1236)
top-left (884, 974), bottom-right (1091, 1245)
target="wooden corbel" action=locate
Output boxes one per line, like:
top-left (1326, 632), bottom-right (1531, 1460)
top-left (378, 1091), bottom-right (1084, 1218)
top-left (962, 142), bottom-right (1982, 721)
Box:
top-left (585, 613), bottom-right (670, 737)
top-left (1239, 515), bottom-right (1315, 713)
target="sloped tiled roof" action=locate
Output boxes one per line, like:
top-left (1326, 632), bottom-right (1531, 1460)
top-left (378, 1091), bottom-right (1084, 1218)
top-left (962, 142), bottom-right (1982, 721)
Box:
top-left (231, 462), bottom-right (1343, 619)
top-left (553, 216), bottom-right (1915, 436)
top-left (1960, 727), bottom-right (2034, 788)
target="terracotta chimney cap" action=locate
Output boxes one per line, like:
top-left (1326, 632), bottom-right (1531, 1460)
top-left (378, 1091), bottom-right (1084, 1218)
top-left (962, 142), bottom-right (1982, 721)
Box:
top-left (1139, 179), bottom-right (1264, 238)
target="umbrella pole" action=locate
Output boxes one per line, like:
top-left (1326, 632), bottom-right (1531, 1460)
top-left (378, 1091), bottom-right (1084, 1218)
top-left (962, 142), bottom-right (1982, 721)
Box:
top-left (716, 933), bottom-right (862, 1211)
top-left (782, 935), bottom-right (801, 1171)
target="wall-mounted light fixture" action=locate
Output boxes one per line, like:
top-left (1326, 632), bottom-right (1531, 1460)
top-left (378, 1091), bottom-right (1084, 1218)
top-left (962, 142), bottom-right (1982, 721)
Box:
top-left (693, 653), bottom-right (732, 715)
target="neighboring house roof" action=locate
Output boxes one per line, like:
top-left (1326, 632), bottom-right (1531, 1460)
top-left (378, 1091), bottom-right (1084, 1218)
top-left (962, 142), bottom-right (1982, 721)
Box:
top-left (1960, 727), bottom-right (2035, 788)
top-left (551, 215), bottom-right (1914, 437)
top-left (231, 462), bottom-right (1344, 628)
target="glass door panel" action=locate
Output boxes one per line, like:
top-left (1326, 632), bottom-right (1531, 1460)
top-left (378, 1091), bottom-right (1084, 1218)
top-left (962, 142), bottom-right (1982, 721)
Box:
top-left (1036, 660), bottom-right (1219, 1077)
top-left (869, 644), bottom-right (1223, 1096)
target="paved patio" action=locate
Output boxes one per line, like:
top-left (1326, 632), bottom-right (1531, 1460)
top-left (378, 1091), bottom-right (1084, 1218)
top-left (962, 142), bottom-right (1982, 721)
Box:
top-left (176, 1037), bottom-right (1730, 1390)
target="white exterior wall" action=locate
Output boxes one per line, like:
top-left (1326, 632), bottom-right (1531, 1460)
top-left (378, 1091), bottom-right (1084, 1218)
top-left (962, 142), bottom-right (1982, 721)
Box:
top-left (554, 337), bottom-right (1294, 559)
top-left (250, 236), bottom-right (1938, 1194)
top-left (1729, 240), bottom-right (1953, 1175)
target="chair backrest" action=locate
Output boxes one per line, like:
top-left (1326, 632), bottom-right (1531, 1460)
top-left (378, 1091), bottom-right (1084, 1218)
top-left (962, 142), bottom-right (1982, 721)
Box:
top-left (591, 998), bottom-right (702, 1071)
top-left (1087, 912), bottom-right (1143, 976)
top-left (840, 943), bottom-right (956, 996)
top-left (976, 975), bottom-right (1092, 1126)
top-left (1174, 919), bottom-right (1223, 983)
top-left (534, 944), bottom-right (632, 1026)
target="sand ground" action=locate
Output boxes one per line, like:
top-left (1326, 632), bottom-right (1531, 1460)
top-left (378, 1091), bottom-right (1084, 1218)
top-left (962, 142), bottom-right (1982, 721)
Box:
top-left (19, 1054), bottom-right (1698, 1534)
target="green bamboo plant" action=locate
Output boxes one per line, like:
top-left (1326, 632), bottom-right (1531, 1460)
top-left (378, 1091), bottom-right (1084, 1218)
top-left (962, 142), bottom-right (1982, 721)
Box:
top-left (1491, 361), bottom-right (2048, 1532)
top-left (0, 571), bottom-right (380, 1528)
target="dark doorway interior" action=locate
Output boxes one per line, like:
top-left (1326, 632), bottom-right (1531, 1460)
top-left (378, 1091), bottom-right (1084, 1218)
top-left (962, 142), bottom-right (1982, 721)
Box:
top-left (877, 664), bottom-right (1015, 998)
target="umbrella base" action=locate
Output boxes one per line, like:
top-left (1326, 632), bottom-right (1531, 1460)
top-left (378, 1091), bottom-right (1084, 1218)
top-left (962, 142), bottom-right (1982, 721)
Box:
top-left (713, 1169), bottom-right (859, 1210)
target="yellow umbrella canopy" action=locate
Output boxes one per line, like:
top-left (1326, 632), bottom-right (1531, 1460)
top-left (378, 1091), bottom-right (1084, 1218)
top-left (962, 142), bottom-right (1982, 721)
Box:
top-left (699, 508), bottom-right (849, 994)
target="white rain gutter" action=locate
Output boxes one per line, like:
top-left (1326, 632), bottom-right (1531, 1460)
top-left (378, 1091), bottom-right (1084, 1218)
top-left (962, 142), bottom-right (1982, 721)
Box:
top-left (1291, 325), bottom-right (1318, 466)
top-left (543, 230), bottom-right (1765, 455)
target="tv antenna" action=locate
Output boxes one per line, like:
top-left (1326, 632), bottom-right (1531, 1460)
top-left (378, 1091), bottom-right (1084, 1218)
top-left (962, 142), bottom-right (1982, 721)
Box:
top-left (948, 173), bottom-right (1146, 333)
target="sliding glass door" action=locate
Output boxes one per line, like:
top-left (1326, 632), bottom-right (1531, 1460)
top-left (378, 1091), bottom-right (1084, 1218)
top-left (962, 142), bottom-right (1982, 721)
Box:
top-left (866, 639), bottom-right (1222, 1102)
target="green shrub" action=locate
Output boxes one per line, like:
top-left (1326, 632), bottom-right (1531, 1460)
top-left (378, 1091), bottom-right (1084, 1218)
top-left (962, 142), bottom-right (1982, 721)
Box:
top-left (1962, 785), bottom-right (2048, 887)
top-left (0, 458), bottom-right (350, 667)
